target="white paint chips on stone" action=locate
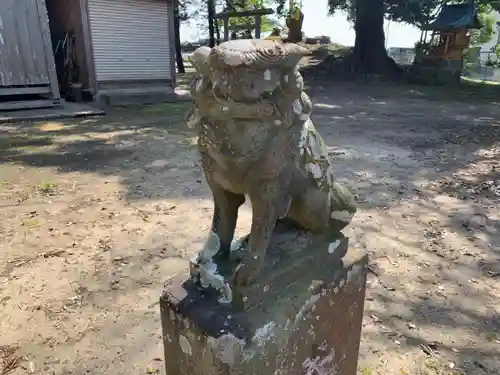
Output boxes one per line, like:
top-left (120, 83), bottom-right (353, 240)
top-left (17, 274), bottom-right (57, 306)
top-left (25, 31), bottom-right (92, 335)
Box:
top-left (319, 340), bottom-right (329, 351)
top-left (306, 129), bottom-right (329, 160)
top-left (295, 294), bottom-right (321, 325)
top-left (306, 162), bottom-right (323, 180)
top-left (338, 278), bottom-right (346, 288)
top-left (302, 350), bottom-right (336, 375)
top-left (198, 231), bottom-right (221, 263)
top-left (179, 334), bottom-right (192, 355)
top-left (195, 232), bottom-right (232, 302)
top-left (230, 236), bottom-right (247, 252)
top-left (208, 333), bottom-right (245, 366)
top-left (196, 78), bottom-right (203, 92)
top-left (197, 260), bottom-right (233, 303)
top-left (253, 321), bottom-right (277, 346)
top-left (283, 74), bottom-right (289, 83)
top-left (304, 117), bottom-right (314, 130)
top-left (186, 108), bottom-right (200, 129)
top-left (264, 69), bottom-right (271, 80)
top-left (326, 166), bottom-right (335, 187)
top-left (292, 99), bottom-right (303, 114)
top-left (328, 240), bottom-right (340, 254)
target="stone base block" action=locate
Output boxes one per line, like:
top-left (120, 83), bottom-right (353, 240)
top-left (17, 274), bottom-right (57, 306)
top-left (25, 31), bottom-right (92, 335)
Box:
top-left (160, 247), bottom-right (368, 375)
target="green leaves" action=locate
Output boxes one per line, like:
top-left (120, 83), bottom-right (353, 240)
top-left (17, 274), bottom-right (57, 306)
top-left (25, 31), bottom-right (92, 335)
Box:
top-left (327, 0), bottom-right (500, 28)
top-left (470, 4), bottom-right (496, 46)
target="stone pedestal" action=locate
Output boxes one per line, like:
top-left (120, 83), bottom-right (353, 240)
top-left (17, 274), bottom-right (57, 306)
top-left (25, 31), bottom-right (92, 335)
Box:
top-left (160, 238), bottom-right (368, 375)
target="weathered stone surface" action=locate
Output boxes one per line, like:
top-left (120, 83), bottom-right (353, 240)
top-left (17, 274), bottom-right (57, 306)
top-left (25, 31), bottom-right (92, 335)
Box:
top-left (190, 224), bottom-right (349, 311)
top-left (187, 39), bottom-right (358, 297)
top-left (160, 246), bottom-right (368, 375)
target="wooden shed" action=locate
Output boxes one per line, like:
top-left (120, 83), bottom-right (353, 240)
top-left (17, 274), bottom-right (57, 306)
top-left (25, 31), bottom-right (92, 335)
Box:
top-left (47, 0), bottom-right (177, 105)
top-left (1, 0), bottom-right (177, 110)
top-left (0, 0), bottom-right (61, 110)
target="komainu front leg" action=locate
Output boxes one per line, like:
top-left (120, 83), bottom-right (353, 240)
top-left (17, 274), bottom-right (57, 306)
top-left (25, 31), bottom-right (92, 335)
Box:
top-left (232, 177), bottom-right (290, 289)
top-left (197, 181), bottom-right (245, 263)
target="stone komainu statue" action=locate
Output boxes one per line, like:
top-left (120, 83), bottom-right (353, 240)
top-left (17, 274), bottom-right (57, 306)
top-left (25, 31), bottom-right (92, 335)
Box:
top-left (186, 39), bottom-right (357, 299)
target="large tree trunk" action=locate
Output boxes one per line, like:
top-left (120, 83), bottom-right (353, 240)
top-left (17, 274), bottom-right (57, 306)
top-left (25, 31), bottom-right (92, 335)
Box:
top-left (173, 0), bottom-right (185, 74)
top-left (349, 0), bottom-right (400, 76)
top-left (208, 0), bottom-right (216, 47)
top-left (286, 11), bottom-right (304, 43)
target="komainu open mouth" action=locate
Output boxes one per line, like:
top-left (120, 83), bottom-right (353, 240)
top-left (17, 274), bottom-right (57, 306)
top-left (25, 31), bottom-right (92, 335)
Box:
top-left (212, 86), bottom-right (274, 106)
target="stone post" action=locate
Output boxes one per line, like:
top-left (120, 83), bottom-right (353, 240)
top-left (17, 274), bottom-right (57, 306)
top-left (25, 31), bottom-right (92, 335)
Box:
top-left (160, 243), bottom-right (368, 375)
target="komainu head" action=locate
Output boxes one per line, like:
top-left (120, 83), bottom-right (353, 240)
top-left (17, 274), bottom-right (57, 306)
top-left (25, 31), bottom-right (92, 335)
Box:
top-left (190, 40), bottom-right (309, 105)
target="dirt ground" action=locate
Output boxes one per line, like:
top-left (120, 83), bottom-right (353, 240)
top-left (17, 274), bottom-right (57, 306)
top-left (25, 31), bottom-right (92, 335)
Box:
top-left (1, 82), bottom-right (499, 375)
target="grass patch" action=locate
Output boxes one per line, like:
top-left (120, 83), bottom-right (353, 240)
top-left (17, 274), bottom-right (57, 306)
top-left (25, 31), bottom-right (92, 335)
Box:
top-left (462, 76), bottom-right (500, 86)
top-left (23, 218), bottom-right (41, 229)
top-left (486, 331), bottom-right (498, 342)
top-left (402, 79), bottom-right (500, 103)
top-left (37, 182), bottom-right (57, 195)
top-left (143, 103), bottom-right (190, 115)
top-left (0, 134), bottom-right (56, 153)
top-left (415, 359), bottom-right (463, 375)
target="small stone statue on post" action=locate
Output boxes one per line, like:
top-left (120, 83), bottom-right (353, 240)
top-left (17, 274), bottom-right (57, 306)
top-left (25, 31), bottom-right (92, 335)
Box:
top-left (160, 39), bottom-right (368, 375)
top-left (186, 39), bottom-right (357, 306)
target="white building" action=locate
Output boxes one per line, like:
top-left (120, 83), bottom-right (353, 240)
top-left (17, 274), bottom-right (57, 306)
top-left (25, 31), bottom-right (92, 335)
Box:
top-left (478, 10), bottom-right (500, 63)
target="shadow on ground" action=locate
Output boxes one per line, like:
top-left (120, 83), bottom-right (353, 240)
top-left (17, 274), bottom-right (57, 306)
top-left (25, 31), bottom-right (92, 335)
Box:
top-left (308, 85), bottom-right (499, 374)
top-left (0, 102), bottom-right (207, 202)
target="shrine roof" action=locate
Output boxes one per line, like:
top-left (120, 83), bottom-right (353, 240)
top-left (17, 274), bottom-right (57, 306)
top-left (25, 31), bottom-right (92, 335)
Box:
top-left (423, 3), bottom-right (482, 31)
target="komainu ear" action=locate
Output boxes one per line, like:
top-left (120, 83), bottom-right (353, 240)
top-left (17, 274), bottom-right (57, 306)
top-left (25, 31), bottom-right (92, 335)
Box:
top-left (191, 46), bottom-right (212, 77)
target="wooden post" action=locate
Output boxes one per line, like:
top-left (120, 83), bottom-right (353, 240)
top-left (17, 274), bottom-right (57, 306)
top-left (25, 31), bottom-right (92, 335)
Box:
top-left (215, 8), bottom-right (274, 42)
top-left (444, 33), bottom-right (450, 55)
top-left (208, 0), bottom-right (215, 47)
top-left (223, 17), bottom-right (229, 41)
top-left (255, 15), bottom-right (261, 39)
top-left (36, 0), bottom-right (61, 103)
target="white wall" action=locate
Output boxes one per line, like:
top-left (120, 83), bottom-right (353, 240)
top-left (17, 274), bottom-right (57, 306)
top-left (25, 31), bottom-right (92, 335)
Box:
top-left (478, 10), bottom-right (500, 63)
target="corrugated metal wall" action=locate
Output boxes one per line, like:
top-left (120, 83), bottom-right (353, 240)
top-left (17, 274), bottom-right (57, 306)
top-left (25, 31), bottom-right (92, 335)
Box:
top-left (87, 0), bottom-right (172, 82)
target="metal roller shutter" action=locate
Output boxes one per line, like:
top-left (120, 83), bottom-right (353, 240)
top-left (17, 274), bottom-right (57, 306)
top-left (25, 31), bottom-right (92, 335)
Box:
top-left (88, 0), bottom-right (172, 82)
